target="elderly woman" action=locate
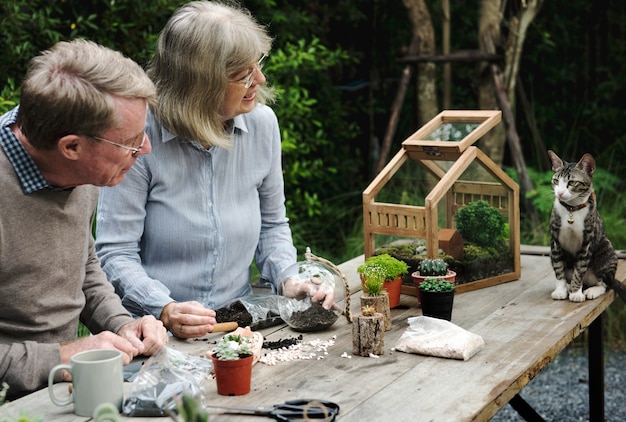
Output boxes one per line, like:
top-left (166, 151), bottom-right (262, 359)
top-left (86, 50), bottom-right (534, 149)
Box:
top-left (95, 1), bottom-right (331, 339)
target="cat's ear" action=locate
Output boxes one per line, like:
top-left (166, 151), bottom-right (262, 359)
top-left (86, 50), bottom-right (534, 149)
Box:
top-left (577, 153), bottom-right (596, 177)
top-left (547, 150), bottom-right (563, 171)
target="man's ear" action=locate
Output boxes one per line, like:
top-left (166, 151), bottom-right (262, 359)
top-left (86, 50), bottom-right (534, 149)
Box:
top-left (57, 134), bottom-right (84, 160)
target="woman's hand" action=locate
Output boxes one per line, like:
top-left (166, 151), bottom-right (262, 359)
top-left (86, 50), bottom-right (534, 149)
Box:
top-left (160, 301), bottom-right (217, 339)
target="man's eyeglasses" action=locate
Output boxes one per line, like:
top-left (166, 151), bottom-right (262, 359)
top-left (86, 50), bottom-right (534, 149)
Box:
top-left (232, 54), bottom-right (268, 89)
top-left (90, 131), bottom-right (147, 157)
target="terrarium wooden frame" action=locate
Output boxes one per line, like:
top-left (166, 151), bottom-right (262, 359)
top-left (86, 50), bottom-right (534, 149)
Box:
top-left (362, 110), bottom-right (521, 294)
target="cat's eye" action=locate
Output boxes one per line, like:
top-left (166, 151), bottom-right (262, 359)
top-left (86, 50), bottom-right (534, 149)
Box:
top-left (568, 181), bottom-right (580, 187)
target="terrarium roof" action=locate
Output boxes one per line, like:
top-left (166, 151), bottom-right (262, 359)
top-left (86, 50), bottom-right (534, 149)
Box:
top-left (402, 110), bottom-right (501, 162)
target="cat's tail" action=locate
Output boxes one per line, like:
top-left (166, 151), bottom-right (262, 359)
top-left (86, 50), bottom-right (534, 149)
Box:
top-left (610, 279), bottom-right (626, 303)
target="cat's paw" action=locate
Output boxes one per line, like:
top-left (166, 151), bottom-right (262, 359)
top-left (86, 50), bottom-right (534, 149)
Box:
top-left (584, 285), bottom-right (606, 300)
top-left (551, 282), bottom-right (568, 300)
top-left (551, 288), bottom-right (568, 300)
top-left (568, 290), bottom-right (586, 302)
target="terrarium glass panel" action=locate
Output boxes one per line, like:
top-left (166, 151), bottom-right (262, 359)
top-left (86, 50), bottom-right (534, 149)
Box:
top-left (424, 122), bottom-right (480, 142)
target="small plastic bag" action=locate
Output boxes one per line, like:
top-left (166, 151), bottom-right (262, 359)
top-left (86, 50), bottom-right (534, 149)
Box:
top-left (394, 316), bottom-right (485, 361)
top-left (215, 294), bottom-right (284, 330)
top-left (122, 346), bottom-right (213, 417)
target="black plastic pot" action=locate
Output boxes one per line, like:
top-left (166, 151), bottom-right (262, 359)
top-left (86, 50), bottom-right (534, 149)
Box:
top-left (419, 290), bottom-right (454, 321)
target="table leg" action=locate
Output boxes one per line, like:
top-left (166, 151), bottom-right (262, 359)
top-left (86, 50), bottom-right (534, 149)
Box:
top-left (509, 394), bottom-right (546, 421)
top-left (588, 313), bottom-right (604, 422)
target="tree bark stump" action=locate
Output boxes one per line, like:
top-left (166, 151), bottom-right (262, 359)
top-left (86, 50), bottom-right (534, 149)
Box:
top-left (352, 313), bottom-right (385, 356)
top-left (360, 293), bottom-right (391, 331)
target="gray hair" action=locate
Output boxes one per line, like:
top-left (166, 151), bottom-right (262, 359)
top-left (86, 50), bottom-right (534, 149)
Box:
top-left (147, 0), bottom-right (275, 148)
top-left (17, 39), bottom-right (155, 150)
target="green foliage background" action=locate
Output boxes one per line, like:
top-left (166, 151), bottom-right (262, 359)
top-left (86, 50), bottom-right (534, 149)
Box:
top-left (2, 1), bottom-right (625, 349)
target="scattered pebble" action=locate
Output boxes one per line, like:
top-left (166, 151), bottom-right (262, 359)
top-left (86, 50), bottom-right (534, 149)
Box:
top-left (259, 336), bottom-right (337, 366)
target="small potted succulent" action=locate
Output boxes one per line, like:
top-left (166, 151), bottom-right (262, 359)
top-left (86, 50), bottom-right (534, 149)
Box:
top-left (209, 334), bottom-right (254, 396)
top-left (411, 257), bottom-right (456, 305)
top-left (418, 277), bottom-right (456, 321)
top-left (357, 253), bottom-right (409, 309)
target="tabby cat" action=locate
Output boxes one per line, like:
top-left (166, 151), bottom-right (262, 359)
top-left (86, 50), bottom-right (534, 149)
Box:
top-left (548, 150), bottom-right (625, 303)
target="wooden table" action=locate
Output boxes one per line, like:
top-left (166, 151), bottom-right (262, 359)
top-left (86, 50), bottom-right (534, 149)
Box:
top-left (3, 252), bottom-right (623, 422)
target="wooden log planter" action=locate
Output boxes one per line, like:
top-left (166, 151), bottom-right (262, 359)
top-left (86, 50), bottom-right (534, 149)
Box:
top-left (352, 313), bottom-right (385, 357)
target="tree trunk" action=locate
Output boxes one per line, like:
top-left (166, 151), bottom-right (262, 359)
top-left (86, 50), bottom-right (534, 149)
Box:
top-left (441, 0), bottom-right (451, 109)
top-left (375, 36), bottom-right (420, 174)
top-left (478, 0), bottom-right (506, 165)
top-left (402, 0), bottom-right (438, 124)
top-left (503, 0), bottom-right (544, 105)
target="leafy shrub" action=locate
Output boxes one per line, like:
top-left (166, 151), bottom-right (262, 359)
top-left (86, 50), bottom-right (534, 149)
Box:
top-left (454, 200), bottom-right (506, 247)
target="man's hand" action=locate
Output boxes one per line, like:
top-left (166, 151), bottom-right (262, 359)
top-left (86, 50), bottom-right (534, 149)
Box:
top-left (60, 331), bottom-right (140, 370)
top-left (117, 315), bottom-right (169, 356)
top-left (160, 301), bottom-right (217, 339)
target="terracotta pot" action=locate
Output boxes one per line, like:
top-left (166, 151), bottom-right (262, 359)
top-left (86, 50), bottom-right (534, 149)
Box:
top-left (360, 274), bottom-right (403, 309)
top-left (210, 354), bottom-right (253, 396)
top-left (411, 270), bottom-right (456, 306)
top-left (383, 275), bottom-right (403, 308)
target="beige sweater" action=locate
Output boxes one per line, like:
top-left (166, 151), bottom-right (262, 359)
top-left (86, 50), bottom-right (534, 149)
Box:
top-left (0, 146), bottom-right (134, 399)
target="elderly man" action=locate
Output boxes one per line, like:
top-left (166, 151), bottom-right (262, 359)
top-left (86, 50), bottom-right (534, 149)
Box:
top-left (0, 39), bottom-right (168, 400)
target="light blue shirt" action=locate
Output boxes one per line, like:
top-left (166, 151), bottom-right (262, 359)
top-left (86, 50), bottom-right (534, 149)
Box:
top-left (95, 105), bottom-right (296, 318)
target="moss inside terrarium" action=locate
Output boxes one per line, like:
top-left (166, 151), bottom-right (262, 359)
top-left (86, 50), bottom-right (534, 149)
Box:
top-left (374, 239), bottom-right (514, 286)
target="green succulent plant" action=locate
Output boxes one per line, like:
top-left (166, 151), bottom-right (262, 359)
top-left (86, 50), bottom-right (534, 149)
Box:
top-left (418, 277), bottom-right (455, 293)
top-left (418, 258), bottom-right (449, 276)
top-left (212, 334), bottom-right (252, 361)
top-left (168, 393), bottom-right (209, 422)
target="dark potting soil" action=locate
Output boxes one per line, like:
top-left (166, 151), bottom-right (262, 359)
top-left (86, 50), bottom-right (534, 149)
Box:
top-left (262, 335), bottom-right (303, 350)
top-left (285, 301), bottom-right (339, 332)
top-left (215, 300), bottom-right (253, 327)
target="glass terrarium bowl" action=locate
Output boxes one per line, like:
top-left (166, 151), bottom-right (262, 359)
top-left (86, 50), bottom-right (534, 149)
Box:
top-left (277, 248), bottom-right (347, 332)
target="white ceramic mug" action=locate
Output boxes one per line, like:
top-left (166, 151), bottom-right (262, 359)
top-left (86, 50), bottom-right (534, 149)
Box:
top-left (48, 349), bottom-right (123, 417)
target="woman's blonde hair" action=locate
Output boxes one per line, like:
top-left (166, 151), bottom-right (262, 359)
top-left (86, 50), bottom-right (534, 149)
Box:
top-left (17, 39), bottom-right (155, 150)
top-left (147, 1), bottom-right (275, 148)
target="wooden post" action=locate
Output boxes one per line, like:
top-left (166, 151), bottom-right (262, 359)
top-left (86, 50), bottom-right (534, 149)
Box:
top-left (352, 313), bottom-right (385, 357)
top-left (360, 293), bottom-right (391, 331)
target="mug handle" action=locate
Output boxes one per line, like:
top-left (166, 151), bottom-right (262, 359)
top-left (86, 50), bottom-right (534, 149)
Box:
top-left (48, 363), bottom-right (73, 406)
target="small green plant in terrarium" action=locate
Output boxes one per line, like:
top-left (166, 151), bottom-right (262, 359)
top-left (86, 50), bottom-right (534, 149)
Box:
top-left (418, 277), bottom-right (455, 293)
top-left (418, 257), bottom-right (450, 276)
top-left (212, 334), bottom-right (252, 360)
top-left (454, 200), bottom-right (506, 248)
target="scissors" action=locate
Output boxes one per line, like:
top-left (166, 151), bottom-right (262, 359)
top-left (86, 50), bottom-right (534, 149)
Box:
top-left (206, 398), bottom-right (340, 421)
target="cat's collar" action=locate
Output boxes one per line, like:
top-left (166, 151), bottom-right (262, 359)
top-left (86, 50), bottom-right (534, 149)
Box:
top-left (559, 191), bottom-right (595, 213)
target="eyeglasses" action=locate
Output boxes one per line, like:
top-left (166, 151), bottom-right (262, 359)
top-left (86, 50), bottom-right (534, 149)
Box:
top-left (231, 54), bottom-right (268, 89)
top-left (90, 131), bottom-right (147, 157)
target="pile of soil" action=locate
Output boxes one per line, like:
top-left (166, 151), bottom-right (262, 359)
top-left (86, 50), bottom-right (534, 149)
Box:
top-left (262, 335), bottom-right (303, 350)
top-left (215, 300), bottom-right (253, 327)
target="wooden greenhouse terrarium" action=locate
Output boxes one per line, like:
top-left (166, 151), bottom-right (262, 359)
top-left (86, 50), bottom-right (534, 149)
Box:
top-left (363, 110), bottom-right (521, 294)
